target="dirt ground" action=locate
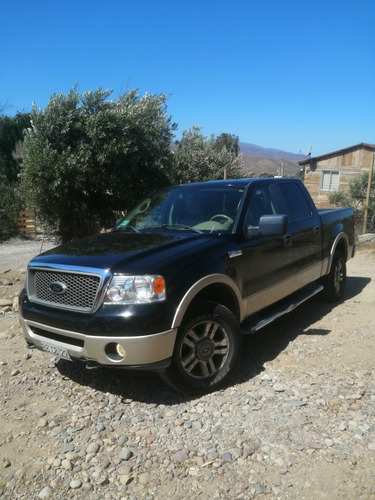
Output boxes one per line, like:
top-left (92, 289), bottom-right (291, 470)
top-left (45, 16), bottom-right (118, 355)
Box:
top-left (0, 238), bottom-right (374, 498)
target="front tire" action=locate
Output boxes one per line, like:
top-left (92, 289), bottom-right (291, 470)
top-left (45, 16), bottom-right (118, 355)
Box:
top-left (321, 251), bottom-right (346, 302)
top-left (161, 301), bottom-right (241, 395)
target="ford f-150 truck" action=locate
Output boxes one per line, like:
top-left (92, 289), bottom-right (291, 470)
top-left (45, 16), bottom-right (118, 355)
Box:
top-left (19, 178), bottom-right (355, 395)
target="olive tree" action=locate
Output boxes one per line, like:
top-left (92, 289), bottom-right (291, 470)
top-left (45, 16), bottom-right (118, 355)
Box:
top-left (0, 112), bottom-right (31, 240)
top-left (172, 126), bottom-right (243, 184)
top-left (22, 87), bottom-right (176, 242)
top-left (215, 132), bottom-right (240, 157)
top-left (0, 170), bottom-right (22, 240)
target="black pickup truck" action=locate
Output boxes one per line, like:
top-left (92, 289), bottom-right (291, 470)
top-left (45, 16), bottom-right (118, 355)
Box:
top-left (19, 178), bottom-right (355, 395)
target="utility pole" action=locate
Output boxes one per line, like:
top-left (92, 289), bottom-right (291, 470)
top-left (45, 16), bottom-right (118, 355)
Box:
top-left (362, 152), bottom-right (375, 234)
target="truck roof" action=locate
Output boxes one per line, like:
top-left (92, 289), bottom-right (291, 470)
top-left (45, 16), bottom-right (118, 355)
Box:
top-left (177, 177), bottom-right (301, 189)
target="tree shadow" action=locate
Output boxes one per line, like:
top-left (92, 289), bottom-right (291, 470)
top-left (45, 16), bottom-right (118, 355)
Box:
top-left (56, 275), bottom-right (371, 404)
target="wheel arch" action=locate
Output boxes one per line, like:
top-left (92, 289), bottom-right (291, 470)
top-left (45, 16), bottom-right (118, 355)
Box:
top-left (171, 274), bottom-right (244, 330)
top-left (327, 232), bottom-right (349, 274)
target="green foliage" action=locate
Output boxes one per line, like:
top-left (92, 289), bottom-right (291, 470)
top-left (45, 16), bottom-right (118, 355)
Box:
top-left (215, 133), bottom-right (240, 156)
top-left (0, 112), bottom-right (30, 240)
top-left (328, 190), bottom-right (352, 207)
top-left (0, 171), bottom-right (22, 240)
top-left (329, 170), bottom-right (375, 208)
top-left (172, 126), bottom-right (243, 184)
top-left (329, 170), bottom-right (375, 233)
top-left (21, 87), bottom-right (176, 243)
top-left (0, 112), bottom-right (31, 183)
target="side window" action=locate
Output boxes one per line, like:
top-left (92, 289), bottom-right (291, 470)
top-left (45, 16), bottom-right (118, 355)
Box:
top-left (245, 185), bottom-right (279, 226)
top-left (278, 183), bottom-right (312, 221)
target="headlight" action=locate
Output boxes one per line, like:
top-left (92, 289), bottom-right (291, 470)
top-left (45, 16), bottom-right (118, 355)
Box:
top-left (105, 275), bottom-right (166, 304)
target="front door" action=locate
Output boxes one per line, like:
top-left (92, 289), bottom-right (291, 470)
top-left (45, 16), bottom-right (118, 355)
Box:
top-left (239, 183), bottom-right (295, 316)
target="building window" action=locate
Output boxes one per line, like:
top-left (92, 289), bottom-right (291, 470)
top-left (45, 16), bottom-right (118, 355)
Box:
top-left (321, 170), bottom-right (340, 191)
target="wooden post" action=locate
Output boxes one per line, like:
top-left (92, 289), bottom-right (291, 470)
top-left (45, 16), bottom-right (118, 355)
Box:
top-left (362, 153), bottom-right (375, 233)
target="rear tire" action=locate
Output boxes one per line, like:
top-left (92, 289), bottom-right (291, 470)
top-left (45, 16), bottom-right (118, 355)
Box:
top-left (161, 301), bottom-right (241, 395)
top-left (321, 251), bottom-right (346, 302)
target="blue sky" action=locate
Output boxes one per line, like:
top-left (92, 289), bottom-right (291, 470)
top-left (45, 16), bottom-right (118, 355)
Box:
top-left (1, 0), bottom-right (374, 157)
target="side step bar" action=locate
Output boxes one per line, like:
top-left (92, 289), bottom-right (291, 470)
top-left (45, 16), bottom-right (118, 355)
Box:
top-left (242, 283), bottom-right (323, 334)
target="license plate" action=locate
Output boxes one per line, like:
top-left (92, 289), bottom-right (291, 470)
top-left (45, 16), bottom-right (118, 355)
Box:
top-left (40, 341), bottom-right (71, 361)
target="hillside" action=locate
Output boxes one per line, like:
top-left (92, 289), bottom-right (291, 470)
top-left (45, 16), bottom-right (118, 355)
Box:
top-left (239, 142), bottom-right (306, 177)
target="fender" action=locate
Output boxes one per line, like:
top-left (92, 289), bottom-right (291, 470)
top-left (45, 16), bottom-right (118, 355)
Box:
top-left (172, 273), bottom-right (244, 329)
top-left (325, 232), bottom-right (349, 275)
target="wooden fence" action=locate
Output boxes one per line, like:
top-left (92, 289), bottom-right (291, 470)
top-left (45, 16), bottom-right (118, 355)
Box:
top-left (18, 210), bottom-right (37, 236)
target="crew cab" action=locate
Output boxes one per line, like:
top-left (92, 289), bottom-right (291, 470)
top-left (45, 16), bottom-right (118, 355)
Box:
top-left (19, 178), bottom-right (355, 394)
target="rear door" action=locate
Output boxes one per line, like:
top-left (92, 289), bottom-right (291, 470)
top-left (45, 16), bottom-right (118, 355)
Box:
top-left (274, 181), bottom-right (323, 285)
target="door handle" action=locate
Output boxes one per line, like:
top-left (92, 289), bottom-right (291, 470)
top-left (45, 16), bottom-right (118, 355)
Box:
top-left (283, 234), bottom-right (292, 247)
top-left (314, 226), bottom-right (320, 236)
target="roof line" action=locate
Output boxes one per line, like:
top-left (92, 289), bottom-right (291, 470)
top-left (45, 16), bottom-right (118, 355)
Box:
top-left (298, 142), bottom-right (375, 165)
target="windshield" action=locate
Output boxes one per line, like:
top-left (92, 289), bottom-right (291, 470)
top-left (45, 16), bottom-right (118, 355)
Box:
top-left (116, 184), bottom-right (245, 234)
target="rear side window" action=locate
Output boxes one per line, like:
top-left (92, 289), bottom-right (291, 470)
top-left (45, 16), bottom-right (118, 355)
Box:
top-left (277, 183), bottom-right (312, 221)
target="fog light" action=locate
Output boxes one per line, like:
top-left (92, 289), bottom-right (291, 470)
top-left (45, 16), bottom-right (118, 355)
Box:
top-left (116, 344), bottom-right (126, 358)
top-left (105, 342), bottom-right (126, 362)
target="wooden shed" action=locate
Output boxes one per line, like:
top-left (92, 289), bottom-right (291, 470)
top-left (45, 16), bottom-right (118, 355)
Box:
top-left (299, 143), bottom-right (375, 208)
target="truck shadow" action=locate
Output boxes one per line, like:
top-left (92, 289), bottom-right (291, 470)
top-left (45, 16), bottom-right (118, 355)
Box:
top-left (56, 275), bottom-right (370, 404)
top-left (236, 275), bottom-right (370, 384)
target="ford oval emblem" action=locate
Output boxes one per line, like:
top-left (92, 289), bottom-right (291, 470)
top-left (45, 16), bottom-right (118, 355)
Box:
top-left (50, 281), bottom-right (67, 294)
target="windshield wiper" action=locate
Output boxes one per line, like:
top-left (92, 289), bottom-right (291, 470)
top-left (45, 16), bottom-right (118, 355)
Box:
top-left (161, 224), bottom-right (202, 234)
top-left (114, 225), bottom-right (140, 233)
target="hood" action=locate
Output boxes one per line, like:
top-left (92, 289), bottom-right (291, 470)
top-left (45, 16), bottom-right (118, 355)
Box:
top-left (29, 230), bottom-right (212, 273)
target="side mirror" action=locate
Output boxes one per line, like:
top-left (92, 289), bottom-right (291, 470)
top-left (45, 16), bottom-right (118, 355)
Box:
top-left (245, 214), bottom-right (288, 238)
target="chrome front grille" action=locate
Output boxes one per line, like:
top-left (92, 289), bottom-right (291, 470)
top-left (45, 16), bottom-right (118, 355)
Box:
top-left (28, 267), bottom-right (103, 313)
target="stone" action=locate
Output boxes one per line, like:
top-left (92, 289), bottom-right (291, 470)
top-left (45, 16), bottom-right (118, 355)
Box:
top-left (0, 298), bottom-right (12, 306)
top-left (139, 472), bottom-right (150, 485)
top-left (69, 480), bottom-right (82, 489)
top-left (61, 459), bottom-right (72, 471)
top-left (37, 418), bottom-right (48, 428)
top-left (38, 486), bottom-right (53, 498)
top-left (273, 383), bottom-right (286, 392)
top-left (172, 451), bottom-right (188, 463)
top-left (12, 297), bottom-right (19, 311)
top-left (120, 475), bottom-right (133, 485)
top-left (119, 447), bottom-right (133, 461)
top-left (86, 442), bottom-right (100, 454)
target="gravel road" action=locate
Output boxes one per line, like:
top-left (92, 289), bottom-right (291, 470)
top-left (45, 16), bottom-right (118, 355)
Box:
top-left (0, 236), bottom-right (56, 271)
top-left (0, 238), bottom-right (374, 499)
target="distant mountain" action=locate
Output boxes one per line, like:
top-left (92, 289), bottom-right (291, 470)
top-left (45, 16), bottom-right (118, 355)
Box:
top-left (238, 142), bottom-right (305, 162)
top-left (238, 142), bottom-right (306, 177)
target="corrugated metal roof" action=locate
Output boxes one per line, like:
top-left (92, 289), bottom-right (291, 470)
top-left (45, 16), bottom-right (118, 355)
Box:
top-left (298, 142), bottom-right (375, 165)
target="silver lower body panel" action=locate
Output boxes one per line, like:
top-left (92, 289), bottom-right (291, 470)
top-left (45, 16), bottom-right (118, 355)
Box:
top-left (19, 317), bottom-right (177, 367)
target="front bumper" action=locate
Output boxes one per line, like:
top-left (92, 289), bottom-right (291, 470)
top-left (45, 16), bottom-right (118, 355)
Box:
top-left (19, 316), bottom-right (177, 370)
